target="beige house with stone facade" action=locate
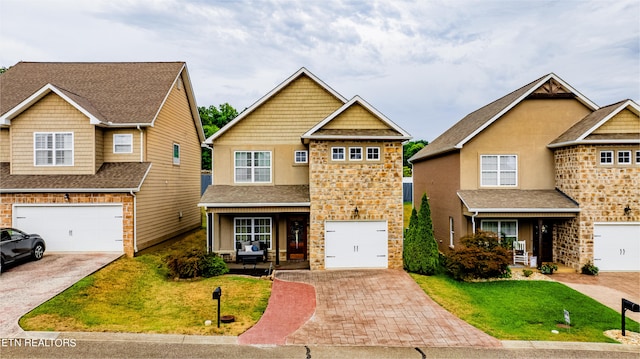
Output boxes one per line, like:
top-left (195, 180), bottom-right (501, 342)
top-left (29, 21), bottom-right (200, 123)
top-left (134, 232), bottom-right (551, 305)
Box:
top-left (199, 68), bottom-right (411, 270)
top-left (0, 62), bottom-right (205, 257)
top-left (410, 73), bottom-right (639, 271)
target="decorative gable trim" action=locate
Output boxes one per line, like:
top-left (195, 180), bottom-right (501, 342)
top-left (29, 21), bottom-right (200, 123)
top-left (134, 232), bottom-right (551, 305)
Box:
top-left (576, 100), bottom-right (639, 141)
top-left (0, 83), bottom-right (103, 125)
top-left (205, 67), bottom-right (347, 144)
top-left (301, 95), bottom-right (411, 142)
top-left (454, 73), bottom-right (599, 150)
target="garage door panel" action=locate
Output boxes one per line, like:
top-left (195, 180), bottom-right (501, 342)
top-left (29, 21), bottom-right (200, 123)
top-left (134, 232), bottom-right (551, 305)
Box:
top-left (14, 205), bottom-right (124, 252)
top-left (593, 223), bottom-right (640, 271)
top-left (325, 221), bottom-right (388, 269)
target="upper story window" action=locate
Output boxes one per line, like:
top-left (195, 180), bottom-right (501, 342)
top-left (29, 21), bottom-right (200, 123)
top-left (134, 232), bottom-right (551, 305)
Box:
top-left (480, 155), bottom-right (517, 187)
top-left (294, 150), bottom-right (308, 164)
top-left (618, 150), bottom-right (631, 165)
top-left (113, 134), bottom-right (133, 154)
top-left (600, 151), bottom-right (613, 165)
top-left (173, 143), bottom-right (180, 165)
top-left (481, 220), bottom-right (518, 243)
top-left (235, 151), bottom-right (271, 183)
top-left (636, 150), bottom-right (640, 164)
top-left (331, 147), bottom-right (345, 161)
top-left (366, 147), bottom-right (380, 161)
top-left (349, 147), bottom-right (362, 161)
top-left (34, 132), bottom-right (73, 166)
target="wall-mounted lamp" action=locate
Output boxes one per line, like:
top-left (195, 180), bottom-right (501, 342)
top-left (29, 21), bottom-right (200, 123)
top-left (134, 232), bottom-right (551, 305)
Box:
top-left (64, 193), bottom-right (70, 202)
top-left (353, 206), bottom-right (359, 218)
top-left (624, 205), bottom-right (632, 216)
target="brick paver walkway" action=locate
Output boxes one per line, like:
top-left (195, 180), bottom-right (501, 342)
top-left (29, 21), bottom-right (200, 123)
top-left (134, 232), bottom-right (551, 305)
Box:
top-left (277, 269), bottom-right (501, 347)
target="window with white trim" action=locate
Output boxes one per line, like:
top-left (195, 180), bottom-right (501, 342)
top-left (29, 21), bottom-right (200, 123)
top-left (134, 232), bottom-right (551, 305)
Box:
top-left (34, 132), bottom-right (73, 166)
top-left (618, 150), bottom-right (631, 164)
top-left (234, 217), bottom-right (272, 249)
top-left (113, 134), bottom-right (133, 154)
top-left (636, 150), bottom-right (640, 164)
top-left (481, 220), bottom-right (518, 243)
top-left (173, 143), bottom-right (180, 165)
top-left (449, 217), bottom-right (455, 248)
top-left (480, 155), bottom-right (517, 186)
top-left (294, 150), bottom-right (308, 164)
top-left (331, 147), bottom-right (345, 161)
top-left (349, 147), bottom-right (362, 160)
top-left (600, 151), bottom-right (613, 165)
top-left (235, 151), bottom-right (271, 183)
top-left (366, 147), bottom-right (380, 160)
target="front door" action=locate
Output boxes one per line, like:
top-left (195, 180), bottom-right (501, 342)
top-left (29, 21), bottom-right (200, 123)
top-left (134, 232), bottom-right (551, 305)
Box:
top-left (287, 216), bottom-right (307, 261)
top-left (533, 220), bottom-right (553, 263)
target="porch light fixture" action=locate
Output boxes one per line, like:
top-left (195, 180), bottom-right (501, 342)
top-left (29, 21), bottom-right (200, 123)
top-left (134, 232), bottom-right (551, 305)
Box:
top-left (624, 205), bottom-right (632, 216)
top-left (353, 206), bottom-right (359, 218)
top-left (64, 193), bottom-right (70, 202)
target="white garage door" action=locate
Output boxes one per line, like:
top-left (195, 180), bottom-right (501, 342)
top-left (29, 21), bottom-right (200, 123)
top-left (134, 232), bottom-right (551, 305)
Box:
top-left (593, 223), bottom-right (640, 271)
top-left (325, 221), bottom-right (388, 269)
top-left (13, 205), bottom-right (124, 252)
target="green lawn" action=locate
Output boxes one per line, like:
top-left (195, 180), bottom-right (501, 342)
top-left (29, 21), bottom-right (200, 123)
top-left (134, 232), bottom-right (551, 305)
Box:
top-left (411, 273), bottom-right (639, 343)
top-left (20, 231), bottom-right (271, 336)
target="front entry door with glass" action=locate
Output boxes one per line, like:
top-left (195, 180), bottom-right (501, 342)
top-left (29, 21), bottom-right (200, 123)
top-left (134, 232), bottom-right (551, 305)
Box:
top-left (287, 216), bottom-right (307, 260)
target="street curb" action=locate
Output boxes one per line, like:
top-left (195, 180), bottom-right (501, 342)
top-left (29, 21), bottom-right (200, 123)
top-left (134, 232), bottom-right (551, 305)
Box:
top-left (501, 340), bottom-right (640, 353)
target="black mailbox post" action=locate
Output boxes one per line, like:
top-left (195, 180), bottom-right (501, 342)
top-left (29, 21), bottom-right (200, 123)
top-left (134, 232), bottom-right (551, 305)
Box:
top-left (213, 287), bottom-right (222, 328)
top-left (622, 298), bottom-right (640, 336)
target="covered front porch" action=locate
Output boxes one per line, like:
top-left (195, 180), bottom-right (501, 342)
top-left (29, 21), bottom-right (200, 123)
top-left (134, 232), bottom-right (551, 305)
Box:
top-left (457, 189), bottom-right (580, 267)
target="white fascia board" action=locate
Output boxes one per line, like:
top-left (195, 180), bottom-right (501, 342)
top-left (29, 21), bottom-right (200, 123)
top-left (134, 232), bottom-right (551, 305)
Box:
top-left (302, 96), bottom-right (412, 139)
top-left (0, 84), bottom-right (102, 125)
top-left (198, 202), bottom-right (311, 208)
top-left (454, 73), bottom-right (599, 149)
top-left (577, 100), bottom-right (640, 141)
top-left (465, 208), bottom-right (581, 213)
top-left (207, 67), bottom-right (348, 144)
top-left (1, 188), bottom-right (140, 193)
top-left (549, 138), bottom-right (640, 148)
top-left (303, 135), bottom-right (412, 141)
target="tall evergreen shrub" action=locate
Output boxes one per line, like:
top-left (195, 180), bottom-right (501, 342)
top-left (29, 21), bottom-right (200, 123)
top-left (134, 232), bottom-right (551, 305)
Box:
top-left (403, 193), bottom-right (439, 275)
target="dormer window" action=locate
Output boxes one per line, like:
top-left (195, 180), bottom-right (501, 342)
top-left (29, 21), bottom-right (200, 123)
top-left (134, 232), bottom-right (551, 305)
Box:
top-left (34, 132), bottom-right (73, 166)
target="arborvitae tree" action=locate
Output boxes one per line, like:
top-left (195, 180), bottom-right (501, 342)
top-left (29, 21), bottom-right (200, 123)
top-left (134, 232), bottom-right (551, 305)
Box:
top-left (404, 193), bottom-right (439, 275)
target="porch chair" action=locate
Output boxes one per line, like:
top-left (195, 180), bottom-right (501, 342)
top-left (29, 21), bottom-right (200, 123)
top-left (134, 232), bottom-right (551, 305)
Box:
top-left (513, 240), bottom-right (529, 266)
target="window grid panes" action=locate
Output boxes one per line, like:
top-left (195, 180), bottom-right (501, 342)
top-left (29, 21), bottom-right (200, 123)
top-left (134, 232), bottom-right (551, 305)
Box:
top-left (600, 151), bottom-right (613, 165)
top-left (618, 151), bottom-right (631, 164)
top-left (349, 147), bottom-right (362, 160)
top-left (234, 217), bottom-right (272, 249)
top-left (481, 220), bottom-right (518, 243)
top-left (114, 134), bottom-right (133, 153)
top-left (636, 151), bottom-right (640, 164)
top-left (34, 132), bottom-right (73, 166)
top-left (366, 147), bottom-right (380, 160)
top-left (480, 155), bottom-right (517, 186)
top-left (294, 150), bottom-right (308, 163)
top-left (332, 147), bottom-right (345, 161)
top-left (234, 151), bottom-right (271, 183)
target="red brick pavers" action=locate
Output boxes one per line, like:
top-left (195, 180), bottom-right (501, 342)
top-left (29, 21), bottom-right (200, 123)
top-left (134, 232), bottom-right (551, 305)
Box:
top-left (238, 278), bottom-right (316, 345)
top-left (280, 269), bottom-right (502, 347)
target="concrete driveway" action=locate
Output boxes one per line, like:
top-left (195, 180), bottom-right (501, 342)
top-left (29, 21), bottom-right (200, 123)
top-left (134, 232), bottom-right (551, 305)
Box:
top-left (241, 269), bottom-right (502, 347)
top-left (0, 252), bottom-right (121, 337)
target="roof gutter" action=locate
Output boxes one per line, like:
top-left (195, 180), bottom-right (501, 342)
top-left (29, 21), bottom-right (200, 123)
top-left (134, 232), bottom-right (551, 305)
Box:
top-left (198, 202), bottom-right (311, 208)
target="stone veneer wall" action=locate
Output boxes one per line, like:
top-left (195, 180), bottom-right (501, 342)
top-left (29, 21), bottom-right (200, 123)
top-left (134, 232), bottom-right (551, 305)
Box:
top-left (0, 193), bottom-right (135, 256)
top-left (308, 140), bottom-right (404, 270)
top-left (554, 145), bottom-right (640, 269)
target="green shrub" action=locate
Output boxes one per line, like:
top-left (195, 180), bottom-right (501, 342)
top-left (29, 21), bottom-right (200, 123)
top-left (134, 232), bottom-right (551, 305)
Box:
top-left (403, 193), bottom-right (439, 275)
top-left (445, 231), bottom-right (511, 281)
top-left (201, 254), bottom-right (229, 277)
top-left (164, 249), bottom-right (229, 279)
top-left (522, 269), bottom-right (533, 277)
top-left (581, 262), bottom-right (599, 276)
top-left (539, 262), bottom-right (558, 274)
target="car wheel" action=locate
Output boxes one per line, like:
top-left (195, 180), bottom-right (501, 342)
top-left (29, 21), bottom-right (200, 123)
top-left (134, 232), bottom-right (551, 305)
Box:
top-left (32, 243), bottom-right (45, 260)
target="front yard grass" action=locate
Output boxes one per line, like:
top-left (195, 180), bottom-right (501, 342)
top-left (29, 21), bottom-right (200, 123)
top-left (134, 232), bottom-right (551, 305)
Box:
top-left (20, 230), bottom-right (271, 336)
top-left (411, 273), bottom-right (640, 343)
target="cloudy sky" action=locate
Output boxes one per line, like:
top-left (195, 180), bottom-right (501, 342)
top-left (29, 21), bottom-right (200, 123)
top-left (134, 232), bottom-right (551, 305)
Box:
top-left (1, 0), bottom-right (638, 141)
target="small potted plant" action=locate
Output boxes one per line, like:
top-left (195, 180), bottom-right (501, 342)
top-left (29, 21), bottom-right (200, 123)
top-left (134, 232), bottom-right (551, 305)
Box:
top-left (581, 262), bottom-right (599, 276)
top-left (539, 262), bottom-right (558, 275)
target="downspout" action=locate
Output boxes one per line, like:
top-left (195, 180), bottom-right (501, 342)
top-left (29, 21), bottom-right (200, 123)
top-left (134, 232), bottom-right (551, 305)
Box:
top-left (137, 126), bottom-right (144, 162)
top-left (471, 211), bottom-right (479, 234)
top-left (130, 190), bottom-right (138, 253)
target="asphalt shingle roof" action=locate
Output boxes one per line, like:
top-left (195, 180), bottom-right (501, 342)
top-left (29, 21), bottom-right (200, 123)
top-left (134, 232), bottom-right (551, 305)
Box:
top-left (457, 189), bottom-right (579, 212)
top-left (200, 185), bottom-right (310, 206)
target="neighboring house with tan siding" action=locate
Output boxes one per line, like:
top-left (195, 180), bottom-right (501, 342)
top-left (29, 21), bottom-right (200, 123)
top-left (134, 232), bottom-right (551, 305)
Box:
top-left (410, 73), bottom-right (639, 271)
top-left (0, 62), bottom-right (205, 256)
top-left (199, 68), bottom-right (411, 270)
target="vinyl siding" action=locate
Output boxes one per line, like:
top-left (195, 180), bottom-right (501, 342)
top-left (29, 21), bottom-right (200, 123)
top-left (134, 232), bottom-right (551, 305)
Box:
top-left (215, 75), bottom-right (343, 145)
top-left (135, 77), bottom-right (202, 250)
top-left (0, 128), bottom-right (9, 162)
top-left (10, 93), bottom-right (96, 175)
top-left (95, 127), bottom-right (104, 172)
top-left (592, 109), bottom-right (640, 134)
top-left (322, 104), bottom-right (390, 130)
top-left (103, 129), bottom-right (143, 162)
